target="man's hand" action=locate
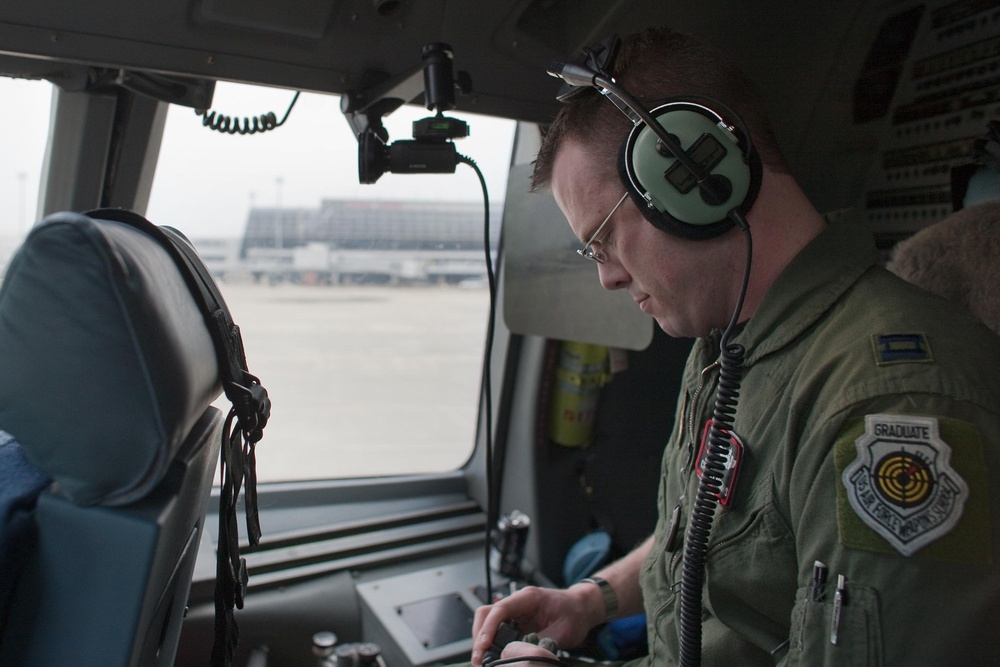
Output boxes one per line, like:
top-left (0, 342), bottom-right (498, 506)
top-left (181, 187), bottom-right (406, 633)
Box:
top-left (470, 585), bottom-right (602, 666)
top-left (472, 535), bottom-right (653, 666)
top-left (499, 640), bottom-right (558, 666)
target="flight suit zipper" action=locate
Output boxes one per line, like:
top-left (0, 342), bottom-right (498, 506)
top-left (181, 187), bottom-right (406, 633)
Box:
top-left (647, 358), bottom-right (723, 665)
top-left (683, 360), bottom-right (720, 471)
top-left (664, 360), bottom-right (721, 592)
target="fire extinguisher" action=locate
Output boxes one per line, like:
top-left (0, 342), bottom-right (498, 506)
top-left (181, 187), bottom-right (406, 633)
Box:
top-left (549, 341), bottom-right (612, 447)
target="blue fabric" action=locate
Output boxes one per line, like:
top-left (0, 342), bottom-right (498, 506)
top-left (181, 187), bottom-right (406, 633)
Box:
top-left (0, 431), bottom-right (51, 545)
top-left (596, 613), bottom-right (649, 660)
top-left (563, 530), bottom-right (612, 585)
top-left (0, 431), bottom-right (51, 624)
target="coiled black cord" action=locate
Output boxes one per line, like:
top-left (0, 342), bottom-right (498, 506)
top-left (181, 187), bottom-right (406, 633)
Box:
top-left (198, 91), bottom-right (301, 135)
top-left (678, 214), bottom-right (752, 667)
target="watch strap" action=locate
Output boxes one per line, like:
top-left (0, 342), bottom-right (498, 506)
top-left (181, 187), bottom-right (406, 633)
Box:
top-left (580, 576), bottom-right (618, 621)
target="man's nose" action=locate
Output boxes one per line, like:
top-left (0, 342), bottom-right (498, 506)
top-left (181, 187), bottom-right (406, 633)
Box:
top-left (597, 258), bottom-right (630, 291)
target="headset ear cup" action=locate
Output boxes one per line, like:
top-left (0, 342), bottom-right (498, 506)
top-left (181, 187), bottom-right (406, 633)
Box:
top-left (618, 148), bottom-right (735, 239)
top-left (739, 142), bottom-right (763, 215)
top-left (699, 173), bottom-right (733, 207)
top-left (618, 101), bottom-right (762, 240)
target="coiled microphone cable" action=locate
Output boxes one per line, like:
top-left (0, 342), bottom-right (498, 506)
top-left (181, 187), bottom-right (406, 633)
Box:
top-left (198, 91), bottom-right (301, 135)
top-left (678, 211), bottom-right (752, 667)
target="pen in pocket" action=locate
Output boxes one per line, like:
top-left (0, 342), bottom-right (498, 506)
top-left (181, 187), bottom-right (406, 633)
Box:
top-left (830, 574), bottom-right (846, 645)
top-left (811, 561), bottom-right (827, 602)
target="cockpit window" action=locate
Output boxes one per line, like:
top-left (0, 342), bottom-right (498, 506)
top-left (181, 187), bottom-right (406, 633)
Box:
top-left (148, 82), bottom-right (516, 482)
top-left (0, 78), bottom-right (50, 276)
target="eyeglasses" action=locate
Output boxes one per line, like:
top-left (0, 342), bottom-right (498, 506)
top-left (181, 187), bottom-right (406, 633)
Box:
top-left (577, 192), bottom-right (628, 264)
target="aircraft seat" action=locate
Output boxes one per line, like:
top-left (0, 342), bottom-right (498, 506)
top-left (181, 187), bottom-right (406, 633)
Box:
top-left (0, 211), bottom-right (225, 667)
top-left (886, 198), bottom-right (1000, 335)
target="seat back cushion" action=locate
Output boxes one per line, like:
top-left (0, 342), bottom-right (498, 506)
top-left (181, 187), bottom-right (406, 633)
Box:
top-left (0, 211), bottom-right (221, 506)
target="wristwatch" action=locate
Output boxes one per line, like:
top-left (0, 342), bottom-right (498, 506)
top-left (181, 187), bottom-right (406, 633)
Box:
top-left (580, 576), bottom-right (619, 621)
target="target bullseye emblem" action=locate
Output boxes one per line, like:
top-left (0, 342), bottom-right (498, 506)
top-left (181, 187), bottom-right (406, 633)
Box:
top-left (843, 414), bottom-right (970, 556)
top-left (873, 451), bottom-right (934, 508)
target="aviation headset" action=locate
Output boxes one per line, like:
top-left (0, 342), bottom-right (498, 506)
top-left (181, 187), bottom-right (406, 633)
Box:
top-left (551, 38), bottom-right (762, 240)
top-left (618, 97), bottom-right (762, 239)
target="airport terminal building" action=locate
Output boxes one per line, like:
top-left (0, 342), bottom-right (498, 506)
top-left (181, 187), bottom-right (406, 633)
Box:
top-left (198, 198), bottom-right (502, 284)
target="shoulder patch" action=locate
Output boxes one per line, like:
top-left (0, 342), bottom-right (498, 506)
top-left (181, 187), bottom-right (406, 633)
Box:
top-left (835, 414), bottom-right (992, 562)
top-left (870, 333), bottom-right (933, 365)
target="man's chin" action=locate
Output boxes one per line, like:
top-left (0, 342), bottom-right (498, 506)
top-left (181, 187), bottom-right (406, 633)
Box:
top-left (654, 317), bottom-right (681, 338)
top-left (654, 316), bottom-right (702, 340)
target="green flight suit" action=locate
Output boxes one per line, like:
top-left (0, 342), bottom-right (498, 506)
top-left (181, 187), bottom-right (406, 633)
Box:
top-left (631, 210), bottom-right (1000, 665)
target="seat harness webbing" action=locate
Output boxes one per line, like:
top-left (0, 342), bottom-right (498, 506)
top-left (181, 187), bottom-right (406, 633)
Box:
top-left (86, 208), bottom-right (270, 667)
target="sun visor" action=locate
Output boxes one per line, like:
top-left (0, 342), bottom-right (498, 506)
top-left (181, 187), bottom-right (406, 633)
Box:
top-left (502, 164), bottom-right (653, 350)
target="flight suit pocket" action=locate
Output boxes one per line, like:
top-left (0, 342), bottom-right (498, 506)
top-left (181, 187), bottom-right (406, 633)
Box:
top-left (785, 582), bottom-right (883, 666)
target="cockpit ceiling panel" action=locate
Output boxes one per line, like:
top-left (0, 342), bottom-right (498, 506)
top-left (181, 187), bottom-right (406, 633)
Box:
top-left (0, 0), bottom-right (858, 124)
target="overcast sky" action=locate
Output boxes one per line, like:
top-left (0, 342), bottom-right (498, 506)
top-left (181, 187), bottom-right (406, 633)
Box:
top-left (0, 78), bottom-right (518, 240)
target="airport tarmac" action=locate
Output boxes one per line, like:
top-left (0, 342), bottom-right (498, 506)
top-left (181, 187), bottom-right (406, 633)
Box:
top-left (216, 281), bottom-right (489, 482)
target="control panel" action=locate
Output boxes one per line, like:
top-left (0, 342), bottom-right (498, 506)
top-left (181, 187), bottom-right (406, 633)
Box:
top-left (860, 0), bottom-right (1000, 236)
top-left (356, 559), bottom-right (487, 667)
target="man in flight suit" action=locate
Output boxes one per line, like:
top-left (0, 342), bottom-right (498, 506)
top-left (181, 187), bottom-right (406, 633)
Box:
top-left (471, 26), bottom-right (1000, 666)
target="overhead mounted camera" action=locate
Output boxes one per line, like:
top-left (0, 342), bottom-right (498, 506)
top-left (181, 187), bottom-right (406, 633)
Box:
top-left (348, 42), bottom-right (472, 184)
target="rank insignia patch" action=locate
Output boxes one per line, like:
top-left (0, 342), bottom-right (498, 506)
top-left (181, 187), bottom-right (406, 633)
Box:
top-left (871, 333), bottom-right (933, 365)
top-left (842, 414), bottom-right (969, 556)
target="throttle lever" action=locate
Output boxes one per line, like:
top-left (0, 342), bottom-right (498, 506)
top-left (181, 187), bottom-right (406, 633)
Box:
top-left (483, 621), bottom-right (521, 665)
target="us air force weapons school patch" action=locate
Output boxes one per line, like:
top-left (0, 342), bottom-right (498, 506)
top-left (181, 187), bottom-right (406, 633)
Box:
top-left (841, 414), bottom-right (969, 556)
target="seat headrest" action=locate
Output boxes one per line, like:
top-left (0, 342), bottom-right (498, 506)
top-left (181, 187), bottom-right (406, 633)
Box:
top-left (886, 198), bottom-right (1000, 335)
top-left (0, 212), bottom-right (221, 506)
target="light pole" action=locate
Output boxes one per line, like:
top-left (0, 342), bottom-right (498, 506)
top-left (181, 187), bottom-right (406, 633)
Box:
top-left (275, 176), bottom-right (283, 250)
top-left (17, 171), bottom-right (26, 236)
